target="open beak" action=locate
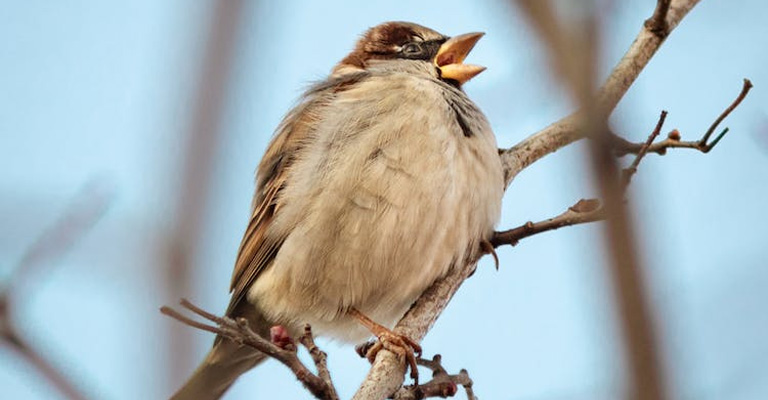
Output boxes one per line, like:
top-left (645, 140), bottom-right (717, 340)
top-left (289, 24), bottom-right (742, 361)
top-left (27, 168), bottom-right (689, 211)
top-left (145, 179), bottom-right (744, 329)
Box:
top-left (434, 32), bottom-right (486, 85)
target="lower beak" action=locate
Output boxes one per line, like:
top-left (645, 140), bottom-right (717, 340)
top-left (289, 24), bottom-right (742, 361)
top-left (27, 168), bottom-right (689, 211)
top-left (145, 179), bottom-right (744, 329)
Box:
top-left (434, 32), bottom-right (486, 85)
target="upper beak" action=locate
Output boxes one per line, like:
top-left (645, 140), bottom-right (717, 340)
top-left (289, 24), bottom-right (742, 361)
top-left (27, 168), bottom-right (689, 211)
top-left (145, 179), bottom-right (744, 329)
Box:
top-left (434, 32), bottom-right (486, 85)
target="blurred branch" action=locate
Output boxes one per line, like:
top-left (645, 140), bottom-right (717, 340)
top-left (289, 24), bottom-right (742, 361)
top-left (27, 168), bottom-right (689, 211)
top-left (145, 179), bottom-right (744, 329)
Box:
top-left (515, 0), bottom-right (670, 398)
top-left (514, 0), bottom-right (675, 398)
top-left (161, 300), bottom-right (339, 400)
top-left (166, 0), bottom-right (245, 384)
top-left (1, 179), bottom-right (113, 400)
top-left (5, 180), bottom-right (113, 293)
top-left (1, 331), bottom-right (88, 400)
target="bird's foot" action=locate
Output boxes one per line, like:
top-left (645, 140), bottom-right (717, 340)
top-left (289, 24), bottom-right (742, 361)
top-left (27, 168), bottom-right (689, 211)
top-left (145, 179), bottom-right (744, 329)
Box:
top-left (349, 307), bottom-right (422, 384)
top-left (269, 325), bottom-right (295, 350)
top-left (358, 327), bottom-right (422, 384)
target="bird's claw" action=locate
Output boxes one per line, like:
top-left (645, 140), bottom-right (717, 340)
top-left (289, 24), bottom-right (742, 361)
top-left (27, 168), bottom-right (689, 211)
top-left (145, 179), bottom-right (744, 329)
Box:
top-left (362, 330), bottom-right (422, 385)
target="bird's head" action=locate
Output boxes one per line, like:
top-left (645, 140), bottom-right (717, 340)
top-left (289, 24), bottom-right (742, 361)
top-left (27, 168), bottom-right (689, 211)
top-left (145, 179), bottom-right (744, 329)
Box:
top-left (334, 21), bottom-right (485, 86)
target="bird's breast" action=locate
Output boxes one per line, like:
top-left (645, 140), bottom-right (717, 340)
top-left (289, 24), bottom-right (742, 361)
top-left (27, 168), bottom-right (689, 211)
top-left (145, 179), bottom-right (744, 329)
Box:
top-left (248, 73), bottom-right (503, 342)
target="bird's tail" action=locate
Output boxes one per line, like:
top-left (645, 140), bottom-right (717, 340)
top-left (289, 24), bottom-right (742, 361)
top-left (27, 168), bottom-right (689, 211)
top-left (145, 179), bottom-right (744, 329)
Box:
top-left (170, 301), bottom-right (274, 400)
top-left (170, 337), bottom-right (267, 400)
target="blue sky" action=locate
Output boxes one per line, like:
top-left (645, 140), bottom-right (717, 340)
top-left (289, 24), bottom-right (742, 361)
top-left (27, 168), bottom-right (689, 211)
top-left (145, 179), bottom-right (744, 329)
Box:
top-left (1, 1), bottom-right (767, 399)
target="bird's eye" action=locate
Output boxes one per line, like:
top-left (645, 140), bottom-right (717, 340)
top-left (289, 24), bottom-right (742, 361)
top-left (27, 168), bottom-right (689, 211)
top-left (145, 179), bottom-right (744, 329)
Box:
top-left (401, 42), bottom-right (423, 57)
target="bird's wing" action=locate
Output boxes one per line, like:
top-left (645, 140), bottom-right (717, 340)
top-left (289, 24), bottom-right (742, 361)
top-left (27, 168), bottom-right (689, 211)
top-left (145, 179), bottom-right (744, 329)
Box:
top-left (225, 101), bottom-right (317, 316)
top-left (225, 72), bottom-right (368, 316)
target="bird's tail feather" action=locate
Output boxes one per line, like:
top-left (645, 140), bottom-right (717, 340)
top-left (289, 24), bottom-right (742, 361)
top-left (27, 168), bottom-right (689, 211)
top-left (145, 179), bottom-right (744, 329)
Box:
top-left (170, 337), bottom-right (267, 400)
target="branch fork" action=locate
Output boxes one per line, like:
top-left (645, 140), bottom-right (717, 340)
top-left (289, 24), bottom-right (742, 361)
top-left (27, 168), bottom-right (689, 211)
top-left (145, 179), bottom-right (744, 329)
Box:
top-left (612, 79), bottom-right (754, 158)
top-left (393, 355), bottom-right (477, 400)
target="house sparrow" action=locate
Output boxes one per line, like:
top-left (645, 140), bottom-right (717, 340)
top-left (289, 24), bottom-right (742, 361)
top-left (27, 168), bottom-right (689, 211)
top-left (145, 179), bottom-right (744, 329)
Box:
top-left (172, 21), bottom-right (503, 399)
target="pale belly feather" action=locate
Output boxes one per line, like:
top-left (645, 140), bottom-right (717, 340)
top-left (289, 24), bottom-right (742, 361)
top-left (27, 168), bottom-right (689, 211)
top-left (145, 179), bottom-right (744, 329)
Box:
top-left (247, 74), bottom-right (502, 342)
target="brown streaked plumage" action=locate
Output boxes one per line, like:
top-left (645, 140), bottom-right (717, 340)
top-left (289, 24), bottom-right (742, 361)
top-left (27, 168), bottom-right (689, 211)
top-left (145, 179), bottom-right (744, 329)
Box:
top-left (228, 94), bottom-right (322, 316)
top-left (171, 21), bottom-right (502, 400)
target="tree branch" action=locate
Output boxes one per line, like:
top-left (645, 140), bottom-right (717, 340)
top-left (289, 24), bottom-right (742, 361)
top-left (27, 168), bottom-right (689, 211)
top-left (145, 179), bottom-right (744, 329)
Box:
top-left (490, 110), bottom-right (667, 249)
top-left (161, 300), bottom-right (339, 400)
top-left (613, 78), bottom-right (754, 156)
top-left (490, 199), bottom-right (604, 248)
top-left (165, 0), bottom-right (245, 385)
top-left (298, 325), bottom-right (336, 396)
top-left (499, 0), bottom-right (701, 186)
top-left (489, 74), bottom-right (752, 247)
top-left (392, 355), bottom-right (476, 400)
top-left (646, 0), bottom-right (672, 36)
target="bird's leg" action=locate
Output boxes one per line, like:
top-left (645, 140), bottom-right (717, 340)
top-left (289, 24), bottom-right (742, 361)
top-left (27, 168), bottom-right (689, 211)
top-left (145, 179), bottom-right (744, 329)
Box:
top-left (348, 307), bottom-right (422, 384)
top-left (269, 325), bottom-right (295, 350)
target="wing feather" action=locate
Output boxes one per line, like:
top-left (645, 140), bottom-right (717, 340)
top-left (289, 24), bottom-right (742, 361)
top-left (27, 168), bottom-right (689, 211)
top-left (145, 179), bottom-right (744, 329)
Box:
top-left (225, 108), bottom-right (313, 315)
top-left (225, 72), bottom-right (368, 315)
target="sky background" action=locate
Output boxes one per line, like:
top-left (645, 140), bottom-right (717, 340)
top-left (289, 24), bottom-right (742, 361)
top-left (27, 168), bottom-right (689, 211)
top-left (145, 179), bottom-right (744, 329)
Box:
top-left (1, 0), bottom-right (767, 399)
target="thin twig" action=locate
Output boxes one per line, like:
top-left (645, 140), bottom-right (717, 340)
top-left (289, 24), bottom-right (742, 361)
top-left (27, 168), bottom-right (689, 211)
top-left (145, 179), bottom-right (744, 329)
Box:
top-left (299, 325), bottom-right (339, 399)
top-left (645, 0), bottom-right (672, 36)
top-left (392, 355), bottom-right (476, 400)
top-left (613, 79), bottom-right (754, 157)
top-left (491, 199), bottom-right (604, 248)
top-left (161, 300), bottom-right (339, 400)
top-left (700, 78), bottom-right (754, 148)
top-left (622, 110), bottom-right (668, 187)
top-left (159, 306), bottom-right (221, 336)
top-left (462, 372), bottom-right (477, 400)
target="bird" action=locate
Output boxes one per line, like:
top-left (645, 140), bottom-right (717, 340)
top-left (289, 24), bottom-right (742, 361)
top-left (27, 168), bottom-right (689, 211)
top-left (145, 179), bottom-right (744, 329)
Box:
top-left (171, 21), bottom-right (504, 399)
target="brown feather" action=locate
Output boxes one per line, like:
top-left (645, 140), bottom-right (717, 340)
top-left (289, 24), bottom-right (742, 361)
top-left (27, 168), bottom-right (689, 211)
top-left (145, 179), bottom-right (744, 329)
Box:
top-left (225, 73), bottom-right (367, 316)
top-left (335, 22), bottom-right (447, 72)
top-left (226, 103), bottom-right (316, 315)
